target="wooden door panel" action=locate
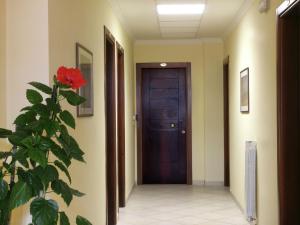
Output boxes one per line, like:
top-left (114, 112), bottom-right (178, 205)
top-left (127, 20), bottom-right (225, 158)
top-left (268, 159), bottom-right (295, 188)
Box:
top-left (150, 78), bottom-right (179, 89)
top-left (142, 68), bottom-right (186, 184)
top-left (148, 130), bottom-right (179, 163)
top-left (150, 89), bottom-right (178, 99)
top-left (149, 120), bottom-right (179, 129)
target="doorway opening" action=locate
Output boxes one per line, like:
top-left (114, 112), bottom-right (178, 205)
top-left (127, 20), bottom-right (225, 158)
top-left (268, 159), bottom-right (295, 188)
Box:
top-left (104, 27), bottom-right (117, 225)
top-left (117, 42), bottom-right (126, 208)
top-left (136, 63), bottom-right (192, 185)
top-left (223, 56), bottom-right (230, 187)
top-left (277, 1), bottom-right (300, 225)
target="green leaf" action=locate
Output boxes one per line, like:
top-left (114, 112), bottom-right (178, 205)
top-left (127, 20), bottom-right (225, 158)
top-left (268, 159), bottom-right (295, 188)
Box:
top-left (59, 111), bottom-right (75, 129)
top-left (30, 198), bottom-right (59, 225)
top-left (14, 111), bottom-right (37, 126)
top-left (69, 137), bottom-right (85, 162)
top-left (29, 82), bottom-right (53, 95)
top-left (0, 128), bottom-right (12, 138)
top-left (32, 104), bottom-right (50, 118)
top-left (9, 128), bottom-right (34, 145)
top-left (0, 195), bottom-right (10, 225)
top-left (60, 90), bottom-right (85, 106)
top-left (51, 180), bottom-right (73, 206)
top-left (60, 125), bottom-right (70, 145)
top-left (33, 166), bottom-right (59, 187)
top-left (70, 188), bottom-right (85, 197)
top-left (43, 166), bottom-right (59, 184)
top-left (8, 135), bottom-right (24, 146)
top-left (20, 106), bottom-right (32, 112)
top-left (9, 181), bottom-right (32, 210)
top-left (17, 168), bottom-right (44, 196)
top-left (14, 148), bottom-right (30, 168)
top-left (25, 120), bottom-right (44, 133)
top-left (26, 89), bottom-right (43, 104)
top-left (45, 120), bottom-right (60, 137)
top-left (50, 146), bottom-right (71, 168)
top-left (39, 137), bottom-right (54, 151)
top-left (14, 114), bottom-right (29, 126)
top-left (28, 148), bottom-right (47, 168)
top-left (21, 136), bottom-right (35, 149)
top-left (59, 212), bottom-right (70, 225)
top-left (57, 135), bottom-right (85, 162)
top-left (54, 160), bottom-right (71, 184)
top-left (0, 179), bottom-right (8, 200)
top-left (76, 216), bottom-right (92, 225)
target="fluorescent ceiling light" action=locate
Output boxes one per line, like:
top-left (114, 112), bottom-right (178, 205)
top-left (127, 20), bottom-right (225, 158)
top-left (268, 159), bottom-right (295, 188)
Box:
top-left (157, 4), bottom-right (205, 15)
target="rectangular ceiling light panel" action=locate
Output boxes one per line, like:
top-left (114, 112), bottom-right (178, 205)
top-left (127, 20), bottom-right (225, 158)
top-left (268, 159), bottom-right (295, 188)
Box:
top-left (159, 14), bottom-right (203, 22)
top-left (160, 21), bottom-right (201, 28)
top-left (157, 4), bottom-right (205, 15)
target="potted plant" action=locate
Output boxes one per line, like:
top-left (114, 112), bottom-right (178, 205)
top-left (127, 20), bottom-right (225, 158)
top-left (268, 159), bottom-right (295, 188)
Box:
top-left (0, 66), bottom-right (92, 225)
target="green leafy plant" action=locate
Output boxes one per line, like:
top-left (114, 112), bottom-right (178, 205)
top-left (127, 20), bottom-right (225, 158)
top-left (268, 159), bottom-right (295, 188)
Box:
top-left (0, 66), bottom-right (92, 225)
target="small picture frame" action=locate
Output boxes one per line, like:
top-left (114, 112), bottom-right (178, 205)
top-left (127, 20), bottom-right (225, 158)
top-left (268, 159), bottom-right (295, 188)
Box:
top-left (76, 43), bottom-right (94, 117)
top-left (240, 68), bottom-right (249, 113)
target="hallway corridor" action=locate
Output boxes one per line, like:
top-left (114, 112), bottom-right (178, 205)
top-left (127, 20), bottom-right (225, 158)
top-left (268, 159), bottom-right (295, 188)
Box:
top-left (118, 185), bottom-right (250, 225)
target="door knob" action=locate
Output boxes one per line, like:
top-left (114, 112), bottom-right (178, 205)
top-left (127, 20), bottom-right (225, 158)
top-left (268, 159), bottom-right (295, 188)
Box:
top-left (181, 130), bottom-right (186, 134)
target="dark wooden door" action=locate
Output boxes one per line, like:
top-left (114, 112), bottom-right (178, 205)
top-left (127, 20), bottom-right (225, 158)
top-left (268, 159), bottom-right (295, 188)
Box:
top-left (117, 43), bottom-right (125, 208)
top-left (104, 27), bottom-right (117, 225)
top-left (142, 68), bottom-right (187, 184)
top-left (223, 58), bottom-right (230, 187)
top-left (277, 2), bottom-right (300, 225)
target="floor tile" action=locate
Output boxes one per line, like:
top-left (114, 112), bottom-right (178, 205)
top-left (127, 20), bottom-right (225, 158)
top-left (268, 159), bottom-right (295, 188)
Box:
top-left (117, 185), bottom-right (250, 225)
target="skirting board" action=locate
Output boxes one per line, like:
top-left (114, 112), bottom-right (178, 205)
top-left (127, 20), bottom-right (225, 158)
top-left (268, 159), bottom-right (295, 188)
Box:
top-left (193, 180), bottom-right (224, 186)
top-left (126, 183), bottom-right (136, 204)
top-left (230, 192), bottom-right (257, 225)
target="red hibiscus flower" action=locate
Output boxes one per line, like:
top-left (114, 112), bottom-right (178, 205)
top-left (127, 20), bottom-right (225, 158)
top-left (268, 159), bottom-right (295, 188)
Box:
top-left (57, 66), bottom-right (87, 89)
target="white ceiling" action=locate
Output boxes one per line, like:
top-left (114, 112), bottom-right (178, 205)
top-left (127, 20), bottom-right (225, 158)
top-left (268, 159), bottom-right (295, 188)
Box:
top-left (108, 0), bottom-right (252, 40)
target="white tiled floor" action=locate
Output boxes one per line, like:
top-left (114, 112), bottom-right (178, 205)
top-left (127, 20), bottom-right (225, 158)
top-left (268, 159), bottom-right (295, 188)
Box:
top-left (117, 185), bottom-right (250, 225)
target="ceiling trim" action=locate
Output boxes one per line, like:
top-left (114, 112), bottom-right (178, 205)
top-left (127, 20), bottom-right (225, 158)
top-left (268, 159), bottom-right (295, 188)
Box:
top-left (135, 38), bottom-right (223, 45)
top-left (222, 0), bottom-right (255, 39)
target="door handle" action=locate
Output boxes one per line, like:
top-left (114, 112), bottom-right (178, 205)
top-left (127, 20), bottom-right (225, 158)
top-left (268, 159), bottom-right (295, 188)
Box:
top-left (181, 130), bottom-right (186, 134)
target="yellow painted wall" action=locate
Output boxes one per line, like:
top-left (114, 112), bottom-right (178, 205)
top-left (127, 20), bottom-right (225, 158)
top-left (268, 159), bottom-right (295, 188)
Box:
top-left (2, 0), bottom-right (135, 224)
top-left (134, 41), bottom-right (224, 183)
top-left (6, 0), bottom-right (49, 129)
top-left (224, 0), bottom-right (281, 224)
top-left (48, 0), bottom-right (135, 224)
top-left (0, 0), bottom-right (7, 149)
top-left (5, 1), bottom-right (50, 224)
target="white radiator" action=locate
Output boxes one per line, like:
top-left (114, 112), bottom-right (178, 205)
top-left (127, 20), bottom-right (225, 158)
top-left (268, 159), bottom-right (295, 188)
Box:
top-left (245, 141), bottom-right (257, 223)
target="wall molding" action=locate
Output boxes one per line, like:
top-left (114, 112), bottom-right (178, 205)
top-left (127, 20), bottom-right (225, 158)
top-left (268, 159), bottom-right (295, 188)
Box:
top-left (193, 180), bottom-right (225, 186)
top-left (193, 180), bottom-right (206, 186)
top-left (135, 38), bottom-right (223, 46)
top-left (230, 192), bottom-right (245, 215)
top-left (126, 183), bottom-right (136, 203)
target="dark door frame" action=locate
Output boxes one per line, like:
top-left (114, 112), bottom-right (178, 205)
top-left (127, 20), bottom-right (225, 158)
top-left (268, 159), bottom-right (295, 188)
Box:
top-left (277, 1), bottom-right (300, 224)
top-left (117, 42), bottom-right (126, 208)
top-left (223, 56), bottom-right (230, 187)
top-left (104, 26), bottom-right (117, 225)
top-left (136, 62), bottom-right (192, 185)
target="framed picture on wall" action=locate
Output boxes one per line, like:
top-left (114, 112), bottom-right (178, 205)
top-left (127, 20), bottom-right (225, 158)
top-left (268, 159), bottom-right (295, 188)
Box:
top-left (76, 43), bottom-right (94, 117)
top-left (240, 68), bottom-right (249, 113)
